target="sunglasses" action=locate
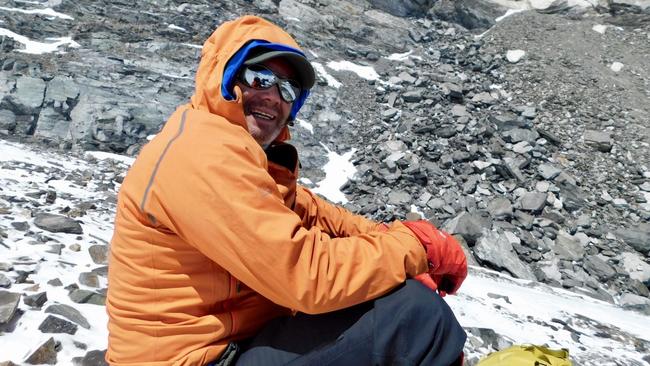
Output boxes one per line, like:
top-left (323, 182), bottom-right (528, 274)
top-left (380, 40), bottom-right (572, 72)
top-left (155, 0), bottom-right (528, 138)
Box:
top-left (239, 64), bottom-right (302, 103)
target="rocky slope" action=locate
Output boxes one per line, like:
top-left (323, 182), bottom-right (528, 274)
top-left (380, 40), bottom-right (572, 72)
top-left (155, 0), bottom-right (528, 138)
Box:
top-left (1, 0), bottom-right (649, 364)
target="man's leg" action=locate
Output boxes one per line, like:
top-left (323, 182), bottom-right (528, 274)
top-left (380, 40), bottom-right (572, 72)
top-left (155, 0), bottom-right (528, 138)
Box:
top-left (234, 280), bottom-right (466, 366)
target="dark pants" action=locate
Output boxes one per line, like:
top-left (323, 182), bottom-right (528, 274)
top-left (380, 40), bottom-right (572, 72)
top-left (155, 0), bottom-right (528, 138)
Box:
top-left (216, 280), bottom-right (465, 366)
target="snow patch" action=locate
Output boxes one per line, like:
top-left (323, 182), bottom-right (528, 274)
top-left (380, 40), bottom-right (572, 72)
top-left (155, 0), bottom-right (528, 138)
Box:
top-left (0, 6), bottom-right (73, 20)
top-left (506, 49), bottom-right (526, 63)
top-left (296, 118), bottom-right (314, 134)
top-left (326, 60), bottom-right (380, 81)
top-left (312, 62), bottom-right (342, 88)
top-left (0, 27), bottom-right (79, 54)
top-left (312, 145), bottom-right (356, 204)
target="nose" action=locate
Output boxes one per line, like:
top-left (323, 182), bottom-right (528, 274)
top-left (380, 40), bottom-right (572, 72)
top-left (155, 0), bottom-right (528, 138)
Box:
top-left (257, 84), bottom-right (284, 105)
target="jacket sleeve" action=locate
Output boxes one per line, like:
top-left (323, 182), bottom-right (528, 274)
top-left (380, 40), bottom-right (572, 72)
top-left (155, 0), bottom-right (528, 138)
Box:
top-left (294, 185), bottom-right (384, 237)
top-left (141, 116), bottom-right (428, 314)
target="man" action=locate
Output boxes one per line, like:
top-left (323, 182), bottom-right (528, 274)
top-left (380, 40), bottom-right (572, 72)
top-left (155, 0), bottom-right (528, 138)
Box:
top-left (106, 15), bottom-right (467, 366)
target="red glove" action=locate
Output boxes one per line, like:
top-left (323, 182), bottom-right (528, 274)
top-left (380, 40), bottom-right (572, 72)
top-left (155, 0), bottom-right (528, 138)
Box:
top-left (402, 220), bottom-right (468, 296)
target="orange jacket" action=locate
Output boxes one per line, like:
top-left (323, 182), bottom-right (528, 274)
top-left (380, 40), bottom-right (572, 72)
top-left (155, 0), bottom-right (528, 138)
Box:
top-left (106, 15), bottom-right (428, 366)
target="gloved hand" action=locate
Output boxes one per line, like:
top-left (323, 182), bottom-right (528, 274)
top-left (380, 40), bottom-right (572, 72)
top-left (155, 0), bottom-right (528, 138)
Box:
top-left (402, 220), bottom-right (468, 296)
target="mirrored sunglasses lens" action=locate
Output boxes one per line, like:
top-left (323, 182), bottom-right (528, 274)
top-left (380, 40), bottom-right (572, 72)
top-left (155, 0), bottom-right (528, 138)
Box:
top-left (244, 68), bottom-right (276, 89)
top-left (279, 81), bottom-right (298, 102)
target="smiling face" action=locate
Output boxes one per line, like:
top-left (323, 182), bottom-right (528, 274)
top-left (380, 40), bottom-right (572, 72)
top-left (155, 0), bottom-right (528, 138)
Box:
top-left (237, 57), bottom-right (296, 148)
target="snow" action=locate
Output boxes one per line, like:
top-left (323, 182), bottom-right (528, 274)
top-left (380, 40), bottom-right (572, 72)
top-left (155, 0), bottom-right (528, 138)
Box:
top-left (593, 24), bottom-right (608, 34)
top-left (295, 118), bottom-right (314, 134)
top-left (0, 6), bottom-right (73, 20)
top-left (326, 60), bottom-right (380, 81)
top-left (447, 266), bottom-right (650, 364)
top-left (312, 145), bottom-right (357, 204)
top-left (0, 28), bottom-right (79, 54)
top-left (0, 139), bottom-right (113, 364)
top-left (611, 62), bottom-right (624, 72)
top-left (2, 127), bottom-right (650, 365)
top-left (312, 61), bottom-right (342, 88)
top-left (496, 8), bottom-right (526, 22)
top-left (386, 50), bottom-right (413, 61)
top-left (167, 24), bottom-right (186, 32)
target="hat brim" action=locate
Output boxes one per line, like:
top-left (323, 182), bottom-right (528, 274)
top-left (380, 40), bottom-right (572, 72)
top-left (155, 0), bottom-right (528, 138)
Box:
top-left (244, 50), bottom-right (315, 90)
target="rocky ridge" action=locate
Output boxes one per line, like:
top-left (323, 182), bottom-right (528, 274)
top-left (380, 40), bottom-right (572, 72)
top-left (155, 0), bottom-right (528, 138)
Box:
top-left (1, 0), bottom-right (649, 364)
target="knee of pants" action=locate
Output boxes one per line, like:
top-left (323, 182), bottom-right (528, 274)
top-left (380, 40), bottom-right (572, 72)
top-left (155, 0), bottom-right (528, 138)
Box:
top-left (381, 280), bottom-right (457, 325)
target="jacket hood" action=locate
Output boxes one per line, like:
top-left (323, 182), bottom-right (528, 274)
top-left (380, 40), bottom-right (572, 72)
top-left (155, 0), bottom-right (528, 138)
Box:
top-left (190, 15), bottom-right (310, 143)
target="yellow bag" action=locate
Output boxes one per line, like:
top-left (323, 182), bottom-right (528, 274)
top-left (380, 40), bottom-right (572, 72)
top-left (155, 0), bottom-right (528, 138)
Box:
top-left (477, 345), bottom-right (573, 366)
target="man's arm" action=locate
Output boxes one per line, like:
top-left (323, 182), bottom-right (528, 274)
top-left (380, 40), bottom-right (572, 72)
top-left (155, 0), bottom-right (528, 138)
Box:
top-left (293, 185), bottom-right (384, 237)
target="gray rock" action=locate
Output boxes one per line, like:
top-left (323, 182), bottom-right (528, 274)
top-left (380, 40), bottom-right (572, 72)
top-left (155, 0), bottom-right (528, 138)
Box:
top-left (502, 128), bottom-right (540, 143)
top-left (442, 211), bottom-right (492, 245)
top-left (0, 273), bottom-right (10, 288)
top-left (618, 252), bottom-right (650, 282)
top-left (471, 92), bottom-right (496, 105)
top-left (44, 76), bottom-right (80, 104)
top-left (0, 291), bottom-right (20, 324)
top-left (538, 164), bottom-right (562, 180)
top-left (8, 76), bottom-right (46, 113)
top-left (367, 0), bottom-right (436, 17)
top-left (0, 109), bottom-right (17, 132)
top-left (490, 112), bottom-right (527, 131)
top-left (451, 104), bottom-right (469, 117)
top-left (34, 107), bottom-right (71, 139)
top-left (553, 232), bottom-right (586, 261)
top-left (23, 292), bottom-right (48, 308)
top-left (89, 245), bottom-right (109, 264)
top-left (487, 197), bottom-right (513, 219)
top-left (619, 293), bottom-right (650, 315)
top-left (388, 190), bottom-right (411, 205)
top-left (0, 262), bottom-right (12, 271)
top-left (431, 0), bottom-right (507, 30)
top-left (518, 192), bottom-right (547, 213)
top-left (584, 130), bottom-right (613, 152)
top-left (33, 213), bottom-right (83, 234)
top-left (70, 289), bottom-right (106, 305)
top-left (584, 255), bottom-right (617, 280)
top-left (615, 223), bottom-right (650, 253)
top-left (474, 229), bottom-right (536, 280)
top-left (24, 337), bottom-right (58, 365)
top-left (556, 180), bottom-right (587, 212)
top-left (38, 314), bottom-right (78, 335)
top-left (402, 90), bottom-right (424, 103)
top-left (75, 350), bottom-right (108, 366)
top-left (79, 272), bottom-right (99, 288)
top-left (45, 303), bottom-right (91, 329)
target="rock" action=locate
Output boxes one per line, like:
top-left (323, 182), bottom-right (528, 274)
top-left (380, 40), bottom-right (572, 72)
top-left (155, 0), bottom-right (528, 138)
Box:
top-left (553, 231), bottom-right (586, 261)
top-left (618, 252), bottom-right (650, 282)
top-left (45, 304), bottom-right (91, 329)
top-left (619, 293), bottom-right (650, 314)
top-left (402, 90), bottom-right (423, 103)
top-left (8, 76), bottom-right (46, 114)
top-left (23, 292), bottom-right (48, 308)
top-left (0, 274), bottom-right (10, 288)
top-left (79, 272), bottom-right (99, 288)
top-left (538, 164), bottom-right (562, 180)
top-left (0, 109), bottom-right (17, 132)
top-left (473, 229), bottom-right (536, 280)
top-left (451, 104), bottom-right (469, 117)
top-left (24, 337), bottom-right (58, 365)
top-left (0, 291), bottom-right (20, 324)
top-left (70, 289), bottom-right (106, 305)
top-left (584, 130), bottom-right (613, 152)
top-left (431, 0), bottom-right (507, 30)
top-left (487, 197), bottom-right (513, 219)
top-left (583, 255), bottom-right (617, 281)
top-left (388, 190), bottom-right (411, 205)
top-left (88, 245), bottom-right (109, 264)
top-left (33, 213), bottom-right (83, 234)
top-left (502, 128), bottom-right (539, 143)
top-left (615, 223), bottom-right (650, 253)
top-left (88, 245), bottom-right (108, 264)
top-left (506, 50), bottom-right (526, 63)
top-left (367, 0), bottom-right (436, 17)
top-left (75, 350), bottom-right (108, 366)
top-left (443, 211), bottom-right (492, 245)
top-left (34, 107), bottom-right (72, 139)
top-left (38, 314), bottom-right (78, 335)
top-left (518, 192), bottom-right (547, 213)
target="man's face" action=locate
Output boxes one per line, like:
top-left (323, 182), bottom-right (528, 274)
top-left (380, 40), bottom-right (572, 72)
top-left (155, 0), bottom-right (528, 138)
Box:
top-left (237, 57), bottom-right (295, 148)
